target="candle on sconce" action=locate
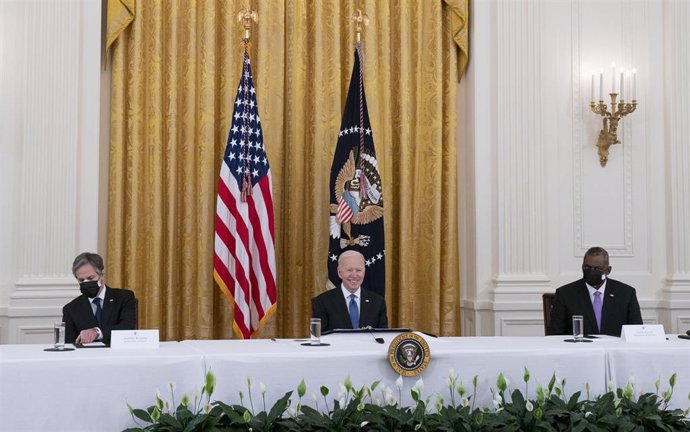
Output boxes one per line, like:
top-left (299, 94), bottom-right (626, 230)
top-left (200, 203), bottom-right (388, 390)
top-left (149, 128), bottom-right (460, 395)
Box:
top-left (620, 71), bottom-right (625, 100)
top-left (612, 62), bottom-right (616, 93)
top-left (599, 69), bottom-right (604, 100)
top-left (632, 68), bottom-right (637, 100)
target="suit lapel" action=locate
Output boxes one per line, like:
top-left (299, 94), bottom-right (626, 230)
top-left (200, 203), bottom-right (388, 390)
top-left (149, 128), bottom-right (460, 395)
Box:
top-left (600, 281), bottom-right (617, 332)
top-left (81, 295), bottom-right (98, 327)
top-left (576, 282), bottom-right (598, 334)
top-left (359, 291), bottom-right (372, 327)
top-left (332, 289), bottom-right (353, 329)
top-left (101, 287), bottom-right (113, 326)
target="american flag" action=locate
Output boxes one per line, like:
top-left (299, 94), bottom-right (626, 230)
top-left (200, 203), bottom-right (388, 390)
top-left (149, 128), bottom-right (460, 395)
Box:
top-left (214, 46), bottom-right (276, 339)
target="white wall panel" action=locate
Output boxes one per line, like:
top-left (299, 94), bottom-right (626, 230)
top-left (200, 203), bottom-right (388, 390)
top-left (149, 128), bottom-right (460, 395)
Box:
top-left (0, 0), bottom-right (102, 344)
top-left (461, 0), bottom-right (690, 336)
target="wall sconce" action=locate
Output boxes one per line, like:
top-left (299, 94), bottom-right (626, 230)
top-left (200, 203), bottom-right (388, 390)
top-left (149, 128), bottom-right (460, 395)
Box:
top-left (590, 63), bottom-right (638, 167)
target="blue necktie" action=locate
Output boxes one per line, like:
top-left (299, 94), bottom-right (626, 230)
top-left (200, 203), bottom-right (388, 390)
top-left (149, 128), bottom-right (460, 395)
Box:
top-left (93, 297), bottom-right (102, 325)
top-left (348, 294), bottom-right (359, 329)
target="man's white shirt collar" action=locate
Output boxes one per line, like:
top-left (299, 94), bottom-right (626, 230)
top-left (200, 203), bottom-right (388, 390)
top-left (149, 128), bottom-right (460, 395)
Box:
top-left (340, 285), bottom-right (361, 301)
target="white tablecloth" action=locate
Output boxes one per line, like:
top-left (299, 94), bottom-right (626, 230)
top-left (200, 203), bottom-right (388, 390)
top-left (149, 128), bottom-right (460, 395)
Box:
top-left (0, 342), bottom-right (203, 432)
top-left (1, 335), bottom-right (687, 432)
top-left (603, 336), bottom-right (690, 409)
top-left (180, 334), bottom-right (609, 410)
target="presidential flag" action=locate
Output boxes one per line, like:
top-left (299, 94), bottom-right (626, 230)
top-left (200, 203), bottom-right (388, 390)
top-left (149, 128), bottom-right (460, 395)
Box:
top-left (214, 45), bottom-right (276, 339)
top-left (328, 48), bottom-right (385, 297)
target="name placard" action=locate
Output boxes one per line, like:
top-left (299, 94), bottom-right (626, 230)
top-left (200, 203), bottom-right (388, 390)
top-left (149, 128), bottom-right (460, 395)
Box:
top-left (621, 324), bottom-right (666, 342)
top-left (110, 329), bottom-right (160, 349)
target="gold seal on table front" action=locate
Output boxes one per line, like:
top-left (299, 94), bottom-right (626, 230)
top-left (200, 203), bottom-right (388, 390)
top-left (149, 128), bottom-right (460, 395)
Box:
top-left (388, 332), bottom-right (431, 377)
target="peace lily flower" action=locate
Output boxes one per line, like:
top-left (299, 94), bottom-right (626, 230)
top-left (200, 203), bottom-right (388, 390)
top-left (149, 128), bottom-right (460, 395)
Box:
top-left (180, 394), bottom-right (190, 408)
top-left (155, 390), bottom-right (165, 411)
top-left (496, 373), bottom-right (508, 392)
top-left (525, 400), bottom-right (533, 412)
top-left (169, 382), bottom-right (176, 393)
top-left (384, 390), bottom-right (397, 406)
top-left (259, 381), bottom-right (267, 396)
top-left (412, 378), bottom-right (424, 395)
top-left (203, 404), bottom-right (212, 414)
top-left (343, 375), bottom-right (353, 392)
top-left (435, 394), bottom-right (445, 412)
top-left (492, 392), bottom-right (503, 409)
top-left (396, 375), bottom-right (404, 390)
top-left (460, 396), bottom-right (470, 407)
top-left (245, 376), bottom-right (253, 390)
top-left (608, 380), bottom-right (616, 392)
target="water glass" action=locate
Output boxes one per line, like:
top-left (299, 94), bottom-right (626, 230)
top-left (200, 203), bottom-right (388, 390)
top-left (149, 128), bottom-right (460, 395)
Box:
top-left (309, 318), bottom-right (321, 345)
top-left (53, 322), bottom-right (66, 350)
top-left (572, 315), bottom-right (584, 342)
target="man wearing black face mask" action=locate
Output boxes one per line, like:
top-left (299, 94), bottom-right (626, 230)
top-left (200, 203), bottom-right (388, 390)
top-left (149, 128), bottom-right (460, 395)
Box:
top-left (548, 247), bottom-right (642, 337)
top-left (62, 252), bottom-right (137, 345)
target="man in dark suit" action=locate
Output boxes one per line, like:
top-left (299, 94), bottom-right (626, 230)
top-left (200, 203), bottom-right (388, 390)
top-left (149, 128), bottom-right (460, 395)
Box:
top-left (548, 247), bottom-right (642, 337)
top-left (62, 252), bottom-right (137, 345)
top-left (312, 250), bottom-right (388, 332)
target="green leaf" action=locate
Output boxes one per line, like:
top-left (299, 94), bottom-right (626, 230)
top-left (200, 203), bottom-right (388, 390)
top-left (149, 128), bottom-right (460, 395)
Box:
top-left (523, 367), bottom-right (530, 383)
top-left (370, 380), bottom-right (381, 392)
top-left (243, 409), bottom-right (252, 423)
top-left (131, 408), bottom-right (153, 423)
top-left (320, 385), bottom-right (329, 397)
top-left (267, 391), bottom-right (293, 423)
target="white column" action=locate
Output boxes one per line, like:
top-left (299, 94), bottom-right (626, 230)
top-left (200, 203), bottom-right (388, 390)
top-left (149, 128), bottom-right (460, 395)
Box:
top-left (494, 1), bottom-right (550, 296)
top-left (661, 0), bottom-right (690, 331)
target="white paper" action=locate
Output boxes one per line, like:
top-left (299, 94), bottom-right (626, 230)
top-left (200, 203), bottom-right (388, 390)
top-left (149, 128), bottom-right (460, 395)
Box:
top-left (621, 324), bottom-right (666, 342)
top-left (110, 329), bottom-right (160, 349)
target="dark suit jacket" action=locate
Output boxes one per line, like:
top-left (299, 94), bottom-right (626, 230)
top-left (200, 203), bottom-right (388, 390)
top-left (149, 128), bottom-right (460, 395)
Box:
top-left (312, 287), bottom-right (388, 332)
top-left (62, 286), bottom-right (137, 344)
top-left (548, 278), bottom-right (642, 337)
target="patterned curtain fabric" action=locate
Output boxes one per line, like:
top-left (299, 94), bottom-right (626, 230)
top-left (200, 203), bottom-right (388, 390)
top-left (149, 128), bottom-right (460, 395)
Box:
top-left (107, 0), bottom-right (468, 340)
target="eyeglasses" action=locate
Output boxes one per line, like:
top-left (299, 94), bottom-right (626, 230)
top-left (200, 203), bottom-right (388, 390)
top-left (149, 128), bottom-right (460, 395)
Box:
top-left (582, 265), bottom-right (607, 272)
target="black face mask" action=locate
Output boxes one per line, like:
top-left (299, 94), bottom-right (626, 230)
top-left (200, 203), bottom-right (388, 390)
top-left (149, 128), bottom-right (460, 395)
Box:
top-left (583, 269), bottom-right (605, 287)
top-left (80, 280), bottom-right (100, 298)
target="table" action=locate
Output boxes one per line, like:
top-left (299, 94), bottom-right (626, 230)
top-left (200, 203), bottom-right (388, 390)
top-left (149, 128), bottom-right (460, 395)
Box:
top-left (180, 334), bottom-right (609, 410)
top-left (603, 336), bottom-right (690, 406)
top-left (1, 334), bottom-right (687, 432)
top-left (0, 342), bottom-right (203, 432)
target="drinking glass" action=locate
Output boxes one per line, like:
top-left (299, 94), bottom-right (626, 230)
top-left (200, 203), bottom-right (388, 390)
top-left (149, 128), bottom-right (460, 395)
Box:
top-left (309, 318), bottom-right (321, 345)
top-left (54, 322), bottom-right (66, 350)
top-left (572, 315), bottom-right (584, 342)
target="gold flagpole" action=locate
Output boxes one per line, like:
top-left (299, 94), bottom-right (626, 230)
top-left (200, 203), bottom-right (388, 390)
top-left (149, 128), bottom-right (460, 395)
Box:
top-left (237, 8), bottom-right (258, 56)
top-left (351, 8), bottom-right (369, 50)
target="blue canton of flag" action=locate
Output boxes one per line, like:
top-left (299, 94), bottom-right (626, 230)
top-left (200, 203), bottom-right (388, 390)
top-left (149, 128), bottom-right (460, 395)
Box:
top-left (225, 56), bottom-right (269, 196)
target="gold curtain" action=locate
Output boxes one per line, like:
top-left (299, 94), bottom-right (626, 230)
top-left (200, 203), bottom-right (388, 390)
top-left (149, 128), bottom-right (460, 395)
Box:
top-left (107, 0), bottom-right (467, 340)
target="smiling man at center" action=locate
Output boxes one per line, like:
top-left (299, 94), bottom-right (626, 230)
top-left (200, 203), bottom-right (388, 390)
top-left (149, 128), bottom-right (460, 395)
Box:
top-left (312, 250), bottom-right (388, 332)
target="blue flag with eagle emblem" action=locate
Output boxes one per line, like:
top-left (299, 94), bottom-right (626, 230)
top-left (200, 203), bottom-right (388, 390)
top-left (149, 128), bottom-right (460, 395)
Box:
top-left (327, 48), bottom-right (385, 297)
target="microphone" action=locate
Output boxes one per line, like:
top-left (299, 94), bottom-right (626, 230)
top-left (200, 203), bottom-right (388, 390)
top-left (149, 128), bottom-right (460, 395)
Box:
top-left (365, 326), bottom-right (385, 344)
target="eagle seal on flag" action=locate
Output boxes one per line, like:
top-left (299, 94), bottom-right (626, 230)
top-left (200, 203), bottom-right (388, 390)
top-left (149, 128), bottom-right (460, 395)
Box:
top-left (330, 149), bottom-right (383, 248)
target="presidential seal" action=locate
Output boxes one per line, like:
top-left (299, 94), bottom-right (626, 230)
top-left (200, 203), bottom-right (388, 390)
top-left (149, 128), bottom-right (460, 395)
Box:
top-left (388, 332), bottom-right (430, 377)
